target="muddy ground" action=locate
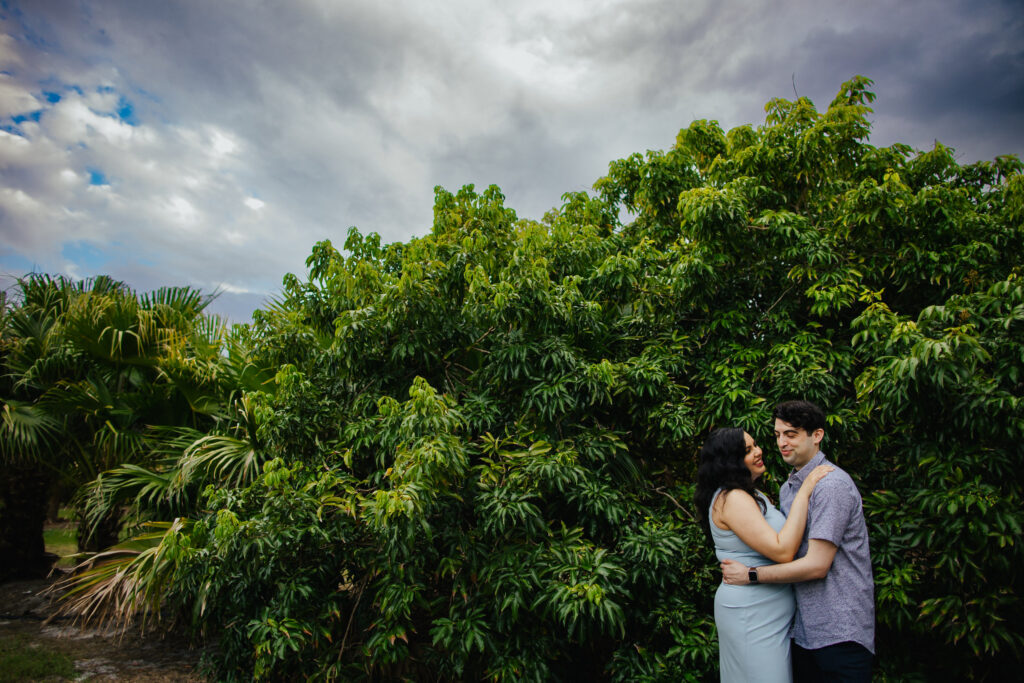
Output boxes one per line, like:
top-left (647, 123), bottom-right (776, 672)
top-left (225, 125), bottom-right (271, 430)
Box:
top-left (0, 577), bottom-right (204, 682)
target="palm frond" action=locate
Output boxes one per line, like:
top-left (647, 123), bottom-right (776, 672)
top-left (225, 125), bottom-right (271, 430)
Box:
top-left (43, 374), bottom-right (116, 420)
top-left (14, 347), bottom-right (82, 392)
top-left (79, 461), bottom-right (187, 536)
top-left (77, 426), bottom-right (203, 534)
top-left (177, 432), bottom-right (263, 489)
top-left (62, 290), bottom-right (157, 363)
top-left (154, 317), bottom-right (231, 416)
top-left (93, 420), bottom-right (146, 463)
top-left (48, 519), bottom-right (191, 632)
top-left (80, 274), bottom-right (133, 299)
top-left (140, 285), bottom-right (214, 320)
top-left (14, 273), bottom-right (74, 316)
top-left (0, 399), bottom-right (61, 462)
top-left (221, 333), bottom-right (277, 394)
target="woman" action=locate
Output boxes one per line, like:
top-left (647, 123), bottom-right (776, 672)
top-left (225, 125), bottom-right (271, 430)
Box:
top-left (694, 427), bottom-right (832, 683)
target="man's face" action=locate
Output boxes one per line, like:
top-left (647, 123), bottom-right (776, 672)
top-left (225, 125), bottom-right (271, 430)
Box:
top-left (774, 417), bottom-right (824, 469)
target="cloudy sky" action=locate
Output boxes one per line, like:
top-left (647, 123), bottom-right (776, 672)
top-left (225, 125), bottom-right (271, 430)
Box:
top-left (2, 0), bottom-right (1021, 322)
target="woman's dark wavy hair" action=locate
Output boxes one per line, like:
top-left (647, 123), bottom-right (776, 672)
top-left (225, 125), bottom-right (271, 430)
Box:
top-left (693, 427), bottom-right (765, 539)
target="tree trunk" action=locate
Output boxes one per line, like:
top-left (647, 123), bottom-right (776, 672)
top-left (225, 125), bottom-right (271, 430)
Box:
top-left (0, 465), bottom-right (54, 581)
top-left (46, 485), bottom-right (63, 523)
top-left (76, 510), bottom-right (122, 552)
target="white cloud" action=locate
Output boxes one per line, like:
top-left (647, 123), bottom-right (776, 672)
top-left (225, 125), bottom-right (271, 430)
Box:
top-left (0, 128), bottom-right (31, 157)
top-left (47, 96), bottom-right (137, 146)
top-left (84, 88), bottom-right (121, 113)
top-left (214, 281), bottom-right (254, 295)
top-left (0, 74), bottom-right (40, 116)
top-left (164, 196), bottom-right (199, 227)
top-left (207, 128), bottom-right (239, 161)
top-left (0, 34), bottom-right (23, 69)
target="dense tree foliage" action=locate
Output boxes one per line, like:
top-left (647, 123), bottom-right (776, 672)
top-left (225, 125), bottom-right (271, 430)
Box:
top-left (6, 77), bottom-right (1023, 680)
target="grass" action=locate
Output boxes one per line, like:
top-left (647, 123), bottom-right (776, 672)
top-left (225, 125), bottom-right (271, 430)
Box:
top-left (43, 526), bottom-right (77, 556)
top-left (0, 634), bottom-right (75, 682)
top-left (44, 521), bottom-right (79, 569)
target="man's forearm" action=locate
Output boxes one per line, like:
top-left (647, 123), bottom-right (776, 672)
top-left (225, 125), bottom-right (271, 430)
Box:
top-left (755, 554), bottom-right (830, 583)
top-left (721, 540), bottom-right (837, 585)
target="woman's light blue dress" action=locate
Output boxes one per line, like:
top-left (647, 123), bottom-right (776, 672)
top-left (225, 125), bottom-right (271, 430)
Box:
top-left (710, 488), bottom-right (795, 683)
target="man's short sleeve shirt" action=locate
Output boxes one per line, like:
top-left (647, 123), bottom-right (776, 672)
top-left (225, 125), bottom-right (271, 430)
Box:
top-left (779, 451), bottom-right (875, 654)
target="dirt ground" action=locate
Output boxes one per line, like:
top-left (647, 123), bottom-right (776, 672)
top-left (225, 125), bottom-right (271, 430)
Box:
top-left (0, 577), bottom-right (204, 682)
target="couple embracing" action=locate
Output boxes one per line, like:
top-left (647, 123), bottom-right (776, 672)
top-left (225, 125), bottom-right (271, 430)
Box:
top-left (695, 400), bottom-right (874, 682)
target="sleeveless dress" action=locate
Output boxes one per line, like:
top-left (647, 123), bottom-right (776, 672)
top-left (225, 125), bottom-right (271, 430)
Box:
top-left (710, 488), bottom-right (796, 683)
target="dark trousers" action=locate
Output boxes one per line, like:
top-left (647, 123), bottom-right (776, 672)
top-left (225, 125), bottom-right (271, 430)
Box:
top-left (792, 641), bottom-right (873, 682)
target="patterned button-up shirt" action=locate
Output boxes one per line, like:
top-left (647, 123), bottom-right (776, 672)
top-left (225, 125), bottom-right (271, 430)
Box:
top-left (780, 450), bottom-right (875, 653)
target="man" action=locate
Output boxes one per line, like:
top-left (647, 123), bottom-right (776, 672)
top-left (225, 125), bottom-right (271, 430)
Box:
top-left (721, 400), bottom-right (874, 682)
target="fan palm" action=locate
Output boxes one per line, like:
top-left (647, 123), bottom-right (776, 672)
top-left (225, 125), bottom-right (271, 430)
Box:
top-left (78, 393), bottom-right (270, 546)
top-left (1, 274), bottom-right (225, 572)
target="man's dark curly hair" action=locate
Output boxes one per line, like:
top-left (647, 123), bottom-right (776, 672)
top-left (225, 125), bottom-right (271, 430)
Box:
top-left (694, 427), bottom-right (765, 539)
top-left (773, 400), bottom-right (826, 435)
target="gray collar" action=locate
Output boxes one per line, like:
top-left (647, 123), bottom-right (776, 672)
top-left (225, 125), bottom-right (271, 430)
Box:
top-left (787, 450), bottom-right (827, 486)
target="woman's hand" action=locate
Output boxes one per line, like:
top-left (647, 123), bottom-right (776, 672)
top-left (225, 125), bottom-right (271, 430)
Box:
top-left (803, 464), bottom-right (834, 488)
top-left (721, 559), bottom-right (749, 585)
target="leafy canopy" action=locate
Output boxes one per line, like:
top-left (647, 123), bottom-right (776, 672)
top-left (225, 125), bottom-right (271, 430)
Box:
top-left (31, 77), bottom-right (1024, 681)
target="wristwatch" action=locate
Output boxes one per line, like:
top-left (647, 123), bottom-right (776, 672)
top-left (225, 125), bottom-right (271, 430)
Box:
top-left (748, 566), bottom-right (759, 584)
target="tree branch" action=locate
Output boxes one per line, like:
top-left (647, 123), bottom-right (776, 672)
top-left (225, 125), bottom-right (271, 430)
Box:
top-left (651, 485), bottom-right (695, 521)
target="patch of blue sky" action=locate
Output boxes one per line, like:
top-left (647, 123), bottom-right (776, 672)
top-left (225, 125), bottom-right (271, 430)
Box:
top-left (11, 110), bottom-right (41, 124)
top-left (78, 85), bottom-right (139, 124)
top-left (116, 96), bottom-right (137, 124)
top-left (86, 168), bottom-right (108, 186)
top-left (61, 242), bottom-right (108, 271)
top-left (43, 91), bottom-right (62, 104)
top-left (0, 252), bottom-right (39, 278)
top-left (123, 85), bottom-right (164, 123)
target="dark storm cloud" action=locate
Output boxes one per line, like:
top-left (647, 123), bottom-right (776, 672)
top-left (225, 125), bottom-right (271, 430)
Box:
top-left (11, 0), bottom-right (406, 107)
top-left (554, 0), bottom-right (1022, 160)
top-left (430, 100), bottom-right (594, 223)
top-left (1, 0), bottom-right (1021, 323)
top-left (556, 1), bottom-right (719, 81)
top-left (783, 0), bottom-right (1024, 158)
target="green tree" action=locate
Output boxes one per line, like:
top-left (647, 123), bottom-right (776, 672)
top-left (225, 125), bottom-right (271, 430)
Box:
top-left (55, 77), bottom-right (1022, 680)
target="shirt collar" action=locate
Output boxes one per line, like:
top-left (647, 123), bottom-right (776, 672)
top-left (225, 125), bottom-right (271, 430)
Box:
top-left (787, 450), bottom-right (827, 486)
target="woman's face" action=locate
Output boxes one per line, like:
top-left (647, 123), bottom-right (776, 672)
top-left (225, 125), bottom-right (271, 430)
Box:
top-left (743, 432), bottom-right (765, 481)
